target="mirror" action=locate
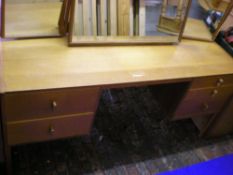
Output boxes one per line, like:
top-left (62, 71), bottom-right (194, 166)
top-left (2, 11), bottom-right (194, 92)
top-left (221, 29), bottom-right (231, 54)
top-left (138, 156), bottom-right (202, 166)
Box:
top-left (2, 0), bottom-right (63, 38)
top-left (183, 0), bottom-right (233, 41)
top-left (69, 0), bottom-right (191, 46)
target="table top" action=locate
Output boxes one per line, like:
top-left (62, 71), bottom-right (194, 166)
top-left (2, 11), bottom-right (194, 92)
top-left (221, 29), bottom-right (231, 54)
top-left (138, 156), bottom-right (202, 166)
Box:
top-left (0, 38), bottom-right (233, 93)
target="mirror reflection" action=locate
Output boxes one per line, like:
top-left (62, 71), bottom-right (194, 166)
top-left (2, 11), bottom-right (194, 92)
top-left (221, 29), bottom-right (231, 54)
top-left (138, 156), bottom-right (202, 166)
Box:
top-left (146, 0), bottom-right (188, 36)
top-left (70, 0), bottom-right (190, 45)
top-left (183, 0), bottom-right (232, 41)
top-left (4, 0), bottom-right (62, 38)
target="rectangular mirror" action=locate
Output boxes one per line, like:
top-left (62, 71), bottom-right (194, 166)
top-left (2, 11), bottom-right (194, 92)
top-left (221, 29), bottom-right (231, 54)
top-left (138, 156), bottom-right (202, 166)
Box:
top-left (183, 0), bottom-right (233, 41)
top-left (69, 0), bottom-right (191, 46)
top-left (1, 0), bottom-right (63, 38)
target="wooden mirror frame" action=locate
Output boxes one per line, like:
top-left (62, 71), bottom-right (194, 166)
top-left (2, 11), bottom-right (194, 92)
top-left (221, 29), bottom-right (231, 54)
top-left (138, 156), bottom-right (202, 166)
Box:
top-left (68, 0), bottom-right (192, 46)
top-left (212, 1), bottom-right (233, 40)
top-left (1, 0), bottom-right (64, 39)
top-left (59, 0), bottom-right (72, 36)
top-left (1, 0), bottom-right (6, 37)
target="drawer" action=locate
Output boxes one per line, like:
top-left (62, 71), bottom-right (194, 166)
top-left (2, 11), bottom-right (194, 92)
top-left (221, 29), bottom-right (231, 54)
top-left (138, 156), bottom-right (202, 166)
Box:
top-left (7, 113), bottom-right (94, 145)
top-left (173, 86), bottom-right (233, 120)
top-left (191, 74), bottom-right (233, 89)
top-left (174, 100), bottom-right (221, 120)
top-left (182, 86), bottom-right (233, 102)
top-left (3, 87), bottom-right (100, 121)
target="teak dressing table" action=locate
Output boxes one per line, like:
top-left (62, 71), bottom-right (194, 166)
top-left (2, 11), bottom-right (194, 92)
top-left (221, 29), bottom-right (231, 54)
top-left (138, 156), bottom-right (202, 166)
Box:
top-left (0, 38), bottom-right (233, 174)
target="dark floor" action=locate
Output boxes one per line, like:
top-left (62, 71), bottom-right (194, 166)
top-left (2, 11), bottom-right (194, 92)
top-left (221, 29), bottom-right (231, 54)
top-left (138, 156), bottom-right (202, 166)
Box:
top-left (11, 87), bottom-right (233, 175)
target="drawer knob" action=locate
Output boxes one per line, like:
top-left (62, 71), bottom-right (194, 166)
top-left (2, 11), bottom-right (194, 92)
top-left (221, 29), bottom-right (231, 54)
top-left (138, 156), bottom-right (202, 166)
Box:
top-left (52, 101), bottom-right (57, 109)
top-left (49, 126), bottom-right (55, 134)
top-left (212, 89), bottom-right (218, 97)
top-left (203, 103), bottom-right (209, 111)
top-left (217, 78), bottom-right (224, 86)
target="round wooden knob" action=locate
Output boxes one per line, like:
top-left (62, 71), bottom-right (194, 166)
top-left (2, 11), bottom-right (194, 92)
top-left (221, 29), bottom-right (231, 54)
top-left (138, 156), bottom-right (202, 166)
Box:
top-left (219, 78), bottom-right (224, 83)
top-left (212, 89), bottom-right (218, 97)
top-left (217, 78), bottom-right (224, 86)
top-left (52, 101), bottom-right (57, 109)
top-left (49, 126), bottom-right (55, 134)
top-left (203, 103), bottom-right (209, 111)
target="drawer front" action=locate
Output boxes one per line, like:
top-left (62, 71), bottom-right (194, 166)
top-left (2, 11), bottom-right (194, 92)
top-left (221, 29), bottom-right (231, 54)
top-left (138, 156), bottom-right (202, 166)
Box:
top-left (7, 113), bottom-right (94, 145)
top-left (182, 86), bottom-right (233, 102)
top-left (4, 87), bottom-right (100, 121)
top-left (174, 100), bottom-right (222, 120)
top-left (173, 86), bottom-right (233, 120)
top-left (191, 74), bottom-right (233, 89)
top-left (204, 96), bottom-right (233, 137)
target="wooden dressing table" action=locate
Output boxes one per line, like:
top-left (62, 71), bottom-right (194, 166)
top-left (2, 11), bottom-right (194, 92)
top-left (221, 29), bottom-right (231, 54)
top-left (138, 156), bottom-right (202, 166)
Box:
top-left (0, 38), bottom-right (233, 174)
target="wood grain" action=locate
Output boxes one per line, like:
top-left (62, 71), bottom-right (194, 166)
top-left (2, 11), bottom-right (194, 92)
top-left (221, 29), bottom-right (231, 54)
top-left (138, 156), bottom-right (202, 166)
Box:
top-left (92, 0), bottom-right (97, 36)
top-left (173, 80), bottom-right (233, 120)
top-left (109, 0), bottom-right (117, 36)
top-left (74, 0), bottom-right (84, 36)
top-left (139, 0), bottom-right (146, 36)
top-left (190, 74), bottom-right (233, 89)
top-left (4, 2), bottom-right (62, 38)
top-left (1, 39), bottom-right (233, 93)
top-left (100, 0), bottom-right (108, 36)
top-left (204, 96), bottom-right (233, 137)
top-left (3, 87), bottom-right (101, 122)
top-left (7, 113), bottom-right (95, 145)
top-left (183, 18), bottom-right (213, 42)
top-left (118, 0), bottom-right (131, 35)
top-left (83, 0), bottom-right (93, 36)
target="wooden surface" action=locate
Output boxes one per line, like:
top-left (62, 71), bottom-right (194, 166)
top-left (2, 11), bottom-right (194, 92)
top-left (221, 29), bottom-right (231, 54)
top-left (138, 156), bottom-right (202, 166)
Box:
top-left (4, 2), bottom-right (62, 38)
top-left (173, 74), bottom-right (233, 120)
top-left (174, 85), bottom-right (233, 119)
top-left (70, 35), bottom-right (179, 45)
top-left (183, 18), bottom-right (213, 41)
top-left (1, 38), bottom-right (233, 93)
top-left (205, 96), bottom-right (233, 137)
top-left (7, 113), bottom-right (94, 145)
top-left (221, 9), bottom-right (233, 31)
top-left (117, 0), bottom-right (131, 35)
top-left (198, 0), bottom-right (229, 12)
top-left (0, 97), bottom-right (3, 163)
top-left (190, 75), bottom-right (233, 89)
top-left (7, 86), bottom-right (233, 175)
top-left (3, 87), bottom-right (100, 122)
